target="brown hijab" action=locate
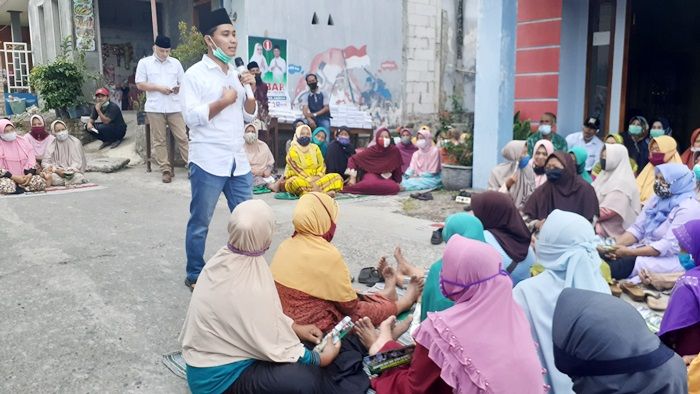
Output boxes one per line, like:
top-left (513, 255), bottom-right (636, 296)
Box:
top-left (523, 152), bottom-right (599, 222)
top-left (472, 191), bottom-right (531, 264)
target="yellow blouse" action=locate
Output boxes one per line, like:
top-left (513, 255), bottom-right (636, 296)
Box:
top-left (285, 144), bottom-right (326, 179)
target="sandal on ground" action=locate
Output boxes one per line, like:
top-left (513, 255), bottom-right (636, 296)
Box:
top-left (430, 228), bottom-right (443, 245)
top-left (620, 282), bottom-right (645, 302)
top-left (610, 281), bottom-right (622, 298)
top-left (358, 267), bottom-right (383, 286)
top-left (645, 291), bottom-right (669, 311)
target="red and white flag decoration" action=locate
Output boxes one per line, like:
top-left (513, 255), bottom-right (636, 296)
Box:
top-left (343, 45), bottom-right (370, 69)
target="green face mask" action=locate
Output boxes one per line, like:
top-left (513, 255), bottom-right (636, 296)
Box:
top-left (650, 129), bottom-right (664, 138)
top-left (207, 37), bottom-right (232, 64)
top-left (628, 125), bottom-right (643, 135)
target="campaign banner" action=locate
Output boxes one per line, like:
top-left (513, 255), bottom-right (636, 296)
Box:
top-left (248, 36), bottom-right (288, 108)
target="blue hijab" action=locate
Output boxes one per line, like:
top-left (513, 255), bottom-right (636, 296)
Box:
top-left (643, 164), bottom-right (696, 237)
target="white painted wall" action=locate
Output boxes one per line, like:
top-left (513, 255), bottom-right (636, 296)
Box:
top-left (608, 0), bottom-right (627, 133)
top-left (557, 0), bottom-right (588, 136)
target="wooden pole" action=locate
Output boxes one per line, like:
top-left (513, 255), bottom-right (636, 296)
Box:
top-left (150, 0), bottom-right (158, 40)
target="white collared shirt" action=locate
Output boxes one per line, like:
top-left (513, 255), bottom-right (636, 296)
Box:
top-left (565, 132), bottom-right (604, 171)
top-left (135, 55), bottom-right (185, 113)
top-left (180, 55), bottom-right (257, 177)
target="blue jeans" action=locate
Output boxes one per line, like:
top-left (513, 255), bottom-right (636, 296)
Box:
top-left (315, 117), bottom-right (331, 134)
top-left (185, 163), bottom-right (252, 282)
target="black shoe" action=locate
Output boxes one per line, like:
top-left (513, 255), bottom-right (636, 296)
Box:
top-left (184, 278), bottom-right (197, 292)
top-left (418, 192), bottom-right (433, 201)
top-left (98, 141), bottom-right (111, 150)
top-left (463, 204), bottom-right (472, 212)
top-left (458, 190), bottom-right (472, 198)
top-left (109, 139), bottom-right (123, 149)
top-left (430, 228), bottom-right (443, 245)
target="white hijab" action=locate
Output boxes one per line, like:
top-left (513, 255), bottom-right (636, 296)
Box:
top-left (592, 144), bottom-right (641, 228)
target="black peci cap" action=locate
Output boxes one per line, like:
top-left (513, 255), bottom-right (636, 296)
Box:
top-left (154, 35), bottom-right (171, 49)
top-left (584, 117), bottom-right (600, 130)
top-left (198, 8), bottom-right (233, 35)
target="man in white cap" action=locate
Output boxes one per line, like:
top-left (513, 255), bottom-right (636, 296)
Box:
top-left (180, 8), bottom-right (257, 289)
top-left (135, 35), bottom-right (189, 183)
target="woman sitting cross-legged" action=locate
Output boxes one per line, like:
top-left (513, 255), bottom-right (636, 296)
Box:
top-left (343, 127), bottom-right (404, 195)
top-left (553, 288), bottom-right (687, 394)
top-left (179, 200), bottom-right (357, 394)
top-left (522, 151), bottom-right (599, 232)
top-left (270, 192), bottom-right (422, 333)
top-left (243, 123), bottom-right (277, 191)
top-left (0, 119), bottom-right (46, 194)
top-left (601, 164), bottom-right (700, 281)
top-left (400, 126), bottom-right (442, 191)
top-left (324, 126), bottom-right (356, 179)
top-left (357, 235), bottom-right (546, 394)
top-left (283, 124), bottom-right (343, 196)
top-left (513, 209), bottom-right (611, 394)
top-left (488, 140), bottom-right (536, 210)
top-left (25, 114), bottom-right (54, 166)
top-left (592, 144), bottom-right (641, 238)
top-left (42, 120), bottom-right (88, 187)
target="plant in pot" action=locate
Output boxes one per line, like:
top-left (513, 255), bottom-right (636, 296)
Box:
top-left (440, 130), bottom-right (474, 191)
top-left (513, 111), bottom-right (532, 140)
top-left (133, 92), bottom-right (147, 125)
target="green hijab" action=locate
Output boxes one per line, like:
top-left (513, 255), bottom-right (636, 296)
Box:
top-left (420, 213), bottom-right (486, 321)
top-left (569, 146), bottom-right (593, 183)
top-left (312, 127), bottom-right (329, 157)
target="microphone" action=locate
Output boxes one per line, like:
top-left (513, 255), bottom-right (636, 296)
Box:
top-left (234, 57), bottom-right (255, 100)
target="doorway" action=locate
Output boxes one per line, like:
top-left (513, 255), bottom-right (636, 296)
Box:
top-left (624, 0), bottom-right (700, 150)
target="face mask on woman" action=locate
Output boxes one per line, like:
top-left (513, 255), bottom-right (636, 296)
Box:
top-left (244, 133), bottom-right (257, 144)
top-left (381, 137), bottom-right (391, 148)
top-left (545, 168), bottom-right (564, 183)
top-left (649, 152), bottom-right (666, 166)
top-left (416, 139), bottom-right (427, 149)
top-left (337, 136), bottom-right (350, 146)
top-left (653, 180), bottom-right (672, 198)
top-left (55, 131), bottom-right (69, 142)
top-left (650, 129), bottom-right (665, 138)
top-left (518, 155), bottom-right (531, 170)
top-left (297, 136), bottom-right (311, 146)
top-left (628, 125), bottom-right (643, 135)
top-left (400, 136), bottom-right (412, 145)
top-left (0, 132), bottom-right (17, 142)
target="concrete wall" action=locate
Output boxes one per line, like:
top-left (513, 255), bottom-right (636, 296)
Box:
top-left (608, 0), bottom-right (627, 132)
top-left (227, 0), bottom-right (403, 126)
top-left (28, 0), bottom-right (73, 65)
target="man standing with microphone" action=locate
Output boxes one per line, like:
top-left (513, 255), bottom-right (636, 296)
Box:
top-left (180, 8), bottom-right (257, 290)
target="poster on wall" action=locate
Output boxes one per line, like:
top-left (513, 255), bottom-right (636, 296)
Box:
top-left (73, 0), bottom-right (96, 51)
top-left (248, 36), bottom-right (288, 108)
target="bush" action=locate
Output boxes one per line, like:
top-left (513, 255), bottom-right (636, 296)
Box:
top-left (513, 111), bottom-right (532, 140)
top-left (442, 133), bottom-right (473, 167)
top-left (171, 21), bottom-right (208, 69)
top-left (29, 58), bottom-right (83, 110)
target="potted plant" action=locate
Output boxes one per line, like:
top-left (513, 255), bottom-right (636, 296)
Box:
top-left (441, 130), bottom-right (473, 190)
top-left (133, 92), bottom-right (147, 125)
top-left (513, 111), bottom-right (532, 140)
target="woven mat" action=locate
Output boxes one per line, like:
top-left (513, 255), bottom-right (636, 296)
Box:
top-left (274, 192), bottom-right (368, 201)
top-left (1, 183), bottom-right (105, 198)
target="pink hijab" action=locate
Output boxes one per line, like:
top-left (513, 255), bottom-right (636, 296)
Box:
top-left (0, 119), bottom-right (36, 175)
top-left (531, 139), bottom-right (555, 187)
top-left (408, 127), bottom-right (441, 175)
top-left (415, 236), bottom-right (545, 393)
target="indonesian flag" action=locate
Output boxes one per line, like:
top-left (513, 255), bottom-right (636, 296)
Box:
top-left (343, 45), bottom-right (370, 69)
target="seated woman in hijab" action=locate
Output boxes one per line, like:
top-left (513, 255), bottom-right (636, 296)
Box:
top-left (513, 210), bottom-right (611, 394)
top-left (324, 126), bottom-right (355, 178)
top-left (602, 164), bottom-right (700, 280)
top-left (471, 191), bottom-right (535, 285)
top-left (637, 135), bottom-right (682, 204)
top-left (592, 144), bottom-right (641, 238)
top-left (311, 127), bottom-right (328, 157)
top-left (400, 126), bottom-right (441, 191)
top-left (270, 193), bottom-right (421, 333)
top-left (553, 288), bottom-right (686, 394)
top-left (0, 119), bottom-right (46, 194)
top-left (569, 146), bottom-right (593, 183)
top-left (25, 114), bottom-right (54, 166)
top-left (180, 200), bottom-right (368, 394)
top-left (42, 120), bottom-right (87, 187)
top-left (396, 127), bottom-right (418, 172)
top-left (343, 127), bottom-right (403, 195)
top-left (531, 139), bottom-right (554, 189)
top-left (358, 236), bottom-right (546, 394)
top-left (592, 133), bottom-right (639, 177)
top-left (243, 123), bottom-right (277, 191)
top-left (523, 152), bottom-right (599, 232)
top-left (488, 140), bottom-right (536, 209)
top-left (285, 118), bottom-right (308, 154)
top-left (659, 220), bottom-right (700, 360)
top-left (283, 125), bottom-right (343, 196)
top-left (393, 213), bottom-right (486, 322)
